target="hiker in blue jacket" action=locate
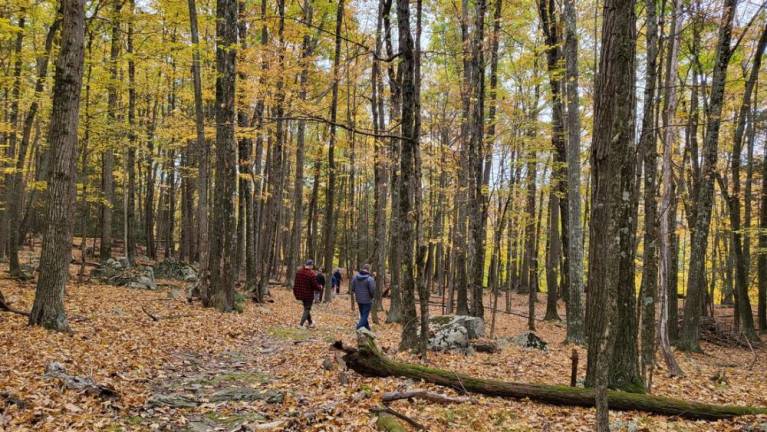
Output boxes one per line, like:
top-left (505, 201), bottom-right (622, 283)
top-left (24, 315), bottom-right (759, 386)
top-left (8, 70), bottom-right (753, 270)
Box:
top-left (331, 268), bottom-right (342, 294)
top-left (351, 264), bottom-right (376, 331)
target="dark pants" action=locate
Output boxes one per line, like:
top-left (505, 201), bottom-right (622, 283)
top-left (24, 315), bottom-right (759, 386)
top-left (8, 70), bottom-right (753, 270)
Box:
top-left (356, 303), bottom-right (372, 330)
top-left (300, 300), bottom-right (313, 326)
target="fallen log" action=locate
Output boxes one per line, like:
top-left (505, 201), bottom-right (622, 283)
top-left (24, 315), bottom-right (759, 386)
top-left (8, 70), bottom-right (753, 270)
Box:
top-left (0, 290), bottom-right (29, 317)
top-left (332, 332), bottom-right (767, 420)
top-left (371, 406), bottom-right (426, 431)
top-left (45, 362), bottom-right (119, 399)
top-left (375, 412), bottom-right (406, 432)
top-left (382, 390), bottom-right (474, 404)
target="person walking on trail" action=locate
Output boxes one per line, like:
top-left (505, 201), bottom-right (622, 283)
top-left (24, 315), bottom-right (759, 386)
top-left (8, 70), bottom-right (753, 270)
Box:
top-left (331, 268), bottom-right (342, 294)
top-left (351, 264), bottom-right (376, 331)
top-left (315, 269), bottom-right (326, 304)
top-left (293, 259), bottom-right (322, 328)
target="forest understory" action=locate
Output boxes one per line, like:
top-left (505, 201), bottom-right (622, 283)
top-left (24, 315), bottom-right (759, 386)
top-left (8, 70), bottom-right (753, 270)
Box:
top-left (1, 244), bottom-right (766, 432)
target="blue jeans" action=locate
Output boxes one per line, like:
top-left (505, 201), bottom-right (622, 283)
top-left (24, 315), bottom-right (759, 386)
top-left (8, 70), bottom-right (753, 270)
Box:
top-left (356, 303), bottom-right (372, 330)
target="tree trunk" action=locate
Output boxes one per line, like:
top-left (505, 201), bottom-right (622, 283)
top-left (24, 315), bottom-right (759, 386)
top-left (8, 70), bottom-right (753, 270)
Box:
top-left (396, 0), bottom-right (419, 351)
top-left (562, 0), bottom-right (585, 344)
top-left (144, 95), bottom-right (159, 261)
top-left (286, 0), bottom-right (315, 290)
top-left (207, 0), bottom-right (238, 312)
top-left (638, 0), bottom-right (659, 384)
top-left (679, 0), bottom-right (737, 352)
top-left (29, 0), bottom-right (86, 331)
top-left (544, 190), bottom-right (561, 321)
top-left (2, 13), bottom-right (25, 265)
top-left (468, 0), bottom-right (487, 320)
top-left (126, 0), bottom-right (137, 264)
top-left (188, 0), bottom-right (208, 300)
top-left (100, 0), bottom-right (121, 262)
top-left (371, 0), bottom-right (388, 324)
top-left (7, 17), bottom-right (59, 277)
top-left (760, 138), bottom-right (767, 331)
top-left (657, 0), bottom-right (684, 377)
top-left (723, 20), bottom-right (766, 342)
top-left (322, 0), bottom-right (345, 302)
top-left (584, 0), bottom-right (637, 424)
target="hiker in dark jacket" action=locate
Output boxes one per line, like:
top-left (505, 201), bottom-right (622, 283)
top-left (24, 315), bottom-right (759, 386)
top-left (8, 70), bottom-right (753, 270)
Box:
top-left (331, 269), bottom-right (342, 294)
top-left (315, 270), bottom-right (326, 303)
top-left (293, 259), bottom-right (322, 328)
top-left (351, 264), bottom-right (376, 330)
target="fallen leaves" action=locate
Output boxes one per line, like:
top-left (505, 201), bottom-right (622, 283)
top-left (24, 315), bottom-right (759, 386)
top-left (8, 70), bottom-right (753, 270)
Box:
top-left (1, 260), bottom-right (766, 431)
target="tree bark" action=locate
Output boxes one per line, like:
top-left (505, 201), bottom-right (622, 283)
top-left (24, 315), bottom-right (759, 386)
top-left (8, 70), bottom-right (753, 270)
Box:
top-left (638, 0), bottom-right (660, 384)
top-left (29, 0), bottom-right (86, 331)
top-left (584, 0), bottom-right (637, 424)
top-left (188, 0), bottom-right (208, 300)
top-left (562, 0), bottom-right (585, 344)
top-left (7, 17), bottom-right (59, 277)
top-left (207, 0), bottom-right (238, 312)
top-left (723, 20), bottom-right (766, 342)
top-left (100, 0), bottom-right (121, 262)
top-left (322, 0), bottom-right (345, 302)
top-left (396, 0), bottom-right (419, 351)
top-left (126, 0), bottom-right (137, 264)
top-left (679, 0), bottom-right (737, 352)
top-left (657, 0), bottom-right (684, 377)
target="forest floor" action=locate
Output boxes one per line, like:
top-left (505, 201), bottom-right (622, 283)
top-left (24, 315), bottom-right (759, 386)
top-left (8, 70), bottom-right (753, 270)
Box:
top-left (1, 252), bottom-right (767, 431)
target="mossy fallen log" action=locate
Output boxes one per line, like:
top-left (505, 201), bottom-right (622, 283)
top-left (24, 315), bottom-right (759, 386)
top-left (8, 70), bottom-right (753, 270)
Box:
top-left (332, 332), bottom-right (767, 420)
top-left (376, 413), bottom-right (407, 432)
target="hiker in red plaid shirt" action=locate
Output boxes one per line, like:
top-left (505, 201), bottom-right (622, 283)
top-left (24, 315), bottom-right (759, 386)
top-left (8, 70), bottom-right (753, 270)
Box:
top-left (293, 259), bottom-right (322, 328)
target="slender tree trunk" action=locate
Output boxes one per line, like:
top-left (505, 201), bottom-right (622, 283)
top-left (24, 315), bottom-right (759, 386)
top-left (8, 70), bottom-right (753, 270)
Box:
top-left (468, 0), bottom-right (487, 320)
top-left (396, 0), bottom-right (419, 351)
top-left (100, 0), bottom-right (121, 262)
top-left (657, 0), bottom-right (685, 378)
top-left (562, 0), bottom-right (585, 344)
top-left (372, 0), bottom-right (388, 324)
top-left (679, 0), bottom-right (737, 352)
top-left (126, 0), bottom-right (137, 264)
top-left (322, 0), bottom-right (344, 302)
top-left (207, 0), bottom-right (238, 312)
top-left (8, 17), bottom-right (59, 277)
top-left (29, 0), bottom-right (86, 331)
top-left (4, 13), bottom-right (25, 272)
top-left (188, 0), bottom-right (209, 300)
top-left (638, 0), bottom-right (660, 384)
top-left (723, 21), bottom-right (766, 342)
top-left (144, 95), bottom-right (159, 260)
top-left (759, 138), bottom-right (767, 331)
top-left (286, 0), bottom-right (315, 290)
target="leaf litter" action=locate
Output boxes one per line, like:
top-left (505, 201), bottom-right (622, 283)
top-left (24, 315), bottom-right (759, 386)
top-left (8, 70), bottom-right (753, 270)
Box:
top-left (1, 269), bottom-right (766, 431)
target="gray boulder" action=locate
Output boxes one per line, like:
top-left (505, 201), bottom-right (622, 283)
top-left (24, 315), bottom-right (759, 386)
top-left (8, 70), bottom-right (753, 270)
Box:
top-left (93, 261), bottom-right (156, 290)
top-left (511, 331), bottom-right (548, 351)
top-left (426, 315), bottom-right (484, 351)
top-left (429, 315), bottom-right (485, 339)
top-left (154, 258), bottom-right (198, 282)
top-left (429, 324), bottom-right (469, 351)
